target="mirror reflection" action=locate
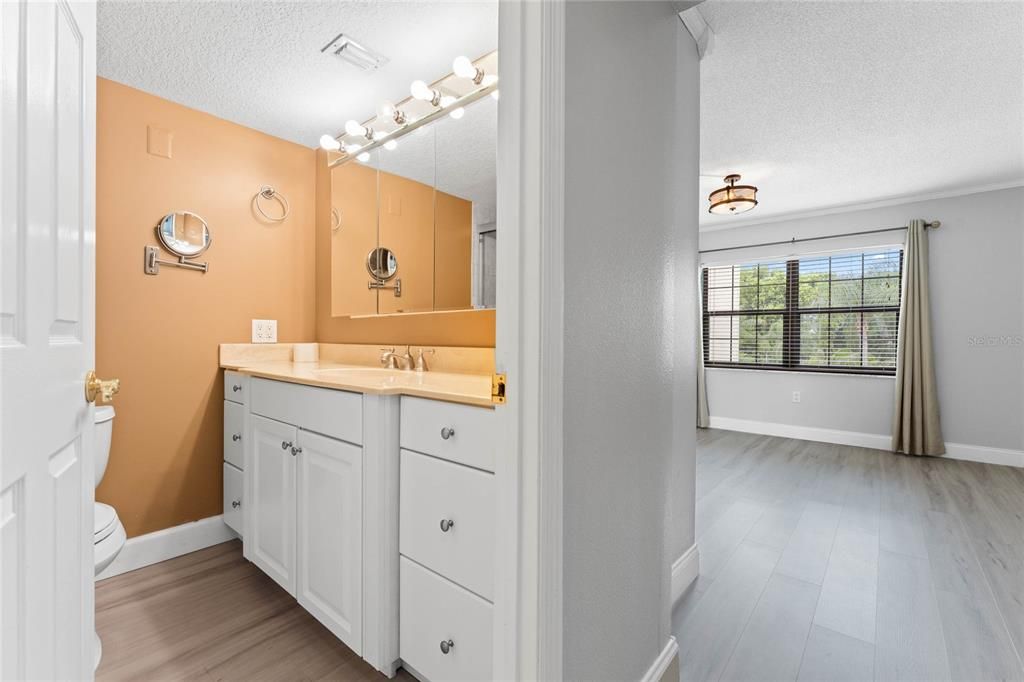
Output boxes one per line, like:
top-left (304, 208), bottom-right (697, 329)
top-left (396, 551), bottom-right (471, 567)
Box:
top-left (329, 53), bottom-right (497, 318)
top-left (366, 247), bottom-right (398, 281)
top-left (156, 211), bottom-right (211, 258)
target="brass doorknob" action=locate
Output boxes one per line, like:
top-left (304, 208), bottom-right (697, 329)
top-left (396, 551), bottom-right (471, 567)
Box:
top-left (85, 370), bottom-right (120, 404)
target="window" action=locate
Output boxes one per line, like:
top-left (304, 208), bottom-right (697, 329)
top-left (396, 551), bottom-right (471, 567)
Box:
top-left (702, 249), bottom-right (902, 375)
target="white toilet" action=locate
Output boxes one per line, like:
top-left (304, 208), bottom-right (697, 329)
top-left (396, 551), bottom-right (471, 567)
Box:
top-left (94, 405), bottom-right (126, 669)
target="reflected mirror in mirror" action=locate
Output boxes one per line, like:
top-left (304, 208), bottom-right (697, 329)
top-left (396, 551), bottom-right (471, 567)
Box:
top-left (366, 246), bottom-right (398, 281)
top-left (156, 211), bottom-right (211, 258)
top-left (434, 94), bottom-right (496, 311)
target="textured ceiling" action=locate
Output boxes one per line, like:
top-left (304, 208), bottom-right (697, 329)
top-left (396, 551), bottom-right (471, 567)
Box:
top-left (698, 1), bottom-right (1024, 228)
top-left (97, 1), bottom-right (497, 147)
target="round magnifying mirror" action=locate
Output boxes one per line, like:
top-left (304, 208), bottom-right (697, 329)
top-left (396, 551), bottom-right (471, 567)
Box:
top-left (366, 247), bottom-right (398, 281)
top-left (155, 211), bottom-right (212, 258)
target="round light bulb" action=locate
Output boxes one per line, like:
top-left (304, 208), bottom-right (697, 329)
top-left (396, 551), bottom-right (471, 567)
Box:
top-left (319, 134), bottom-right (341, 151)
top-left (440, 95), bottom-right (456, 108)
top-left (344, 120), bottom-right (366, 137)
top-left (357, 152), bottom-right (371, 163)
top-left (452, 55), bottom-right (476, 79)
top-left (490, 90), bottom-right (500, 101)
top-left (449, 107), bottom-right (465, 120)
top-left (410, 80), bottom-right (435, 102)
top-left (383, 140), bottom-right (397, 151)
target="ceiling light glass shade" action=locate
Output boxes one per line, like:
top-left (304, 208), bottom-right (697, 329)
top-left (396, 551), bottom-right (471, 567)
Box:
top-left (410, 80), bottom-right (436, 102)
top-left (452, 55), bottom-right (477, 79)
top-left (319, 134), bottom-right (341, 151)
top-left (708, 174), bottom-right (758, 215)
top-left (344, 120), bottom-right (367, 137)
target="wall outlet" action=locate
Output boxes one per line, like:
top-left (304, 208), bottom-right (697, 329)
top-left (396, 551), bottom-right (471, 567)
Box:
top-left (792, 391), bottom-right (801, 403)
top-left (251, 319), bottom-right (278, 344)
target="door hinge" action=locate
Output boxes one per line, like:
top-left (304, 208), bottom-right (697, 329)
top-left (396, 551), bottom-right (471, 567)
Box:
top-left (491, 373), bottom-right (507, 405)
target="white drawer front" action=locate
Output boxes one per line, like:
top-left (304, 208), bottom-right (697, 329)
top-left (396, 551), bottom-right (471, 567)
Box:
top-left (223, 400), bottom-right (245, 470)
top-left (224, 370), bottom-right (248, 405)
top-left (400, 397), bottom-right (495, 472)
top-left (250, 377), bottom-right (362, 445)
top-left (400, 450), bottom-right (495, 600)
top-left (400, 557), bottom-right (493, 682)
top-left (223, 462), bottom-right (244, 536)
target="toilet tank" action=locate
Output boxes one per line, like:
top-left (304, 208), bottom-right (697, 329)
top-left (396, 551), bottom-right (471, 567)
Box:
top-left (94, 405), bottom-right (115, 487)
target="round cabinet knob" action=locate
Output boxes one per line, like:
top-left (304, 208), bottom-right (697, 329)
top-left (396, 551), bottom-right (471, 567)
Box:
top-left (439, 639), bottom-right (455, 655)
top-left (232, 434), bottom-right (241, 442)
top-left (231, 500), bottom-right (241, 508)
top-left (291, 446), bottom-right (302, 457)
top-left (440, 519), bottom-right (455, 532)
top-left (281, 441), bottom-right (292, 451)
top-left (232, 384), bottom-right (242, 392)
top-left (440, 427), bottom-right (456, 440)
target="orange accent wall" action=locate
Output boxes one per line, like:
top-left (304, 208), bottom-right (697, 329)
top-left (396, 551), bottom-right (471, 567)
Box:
top-left (96, 79), bottom-right (317, 538)
top-left (315, 149), bottom-right (495, 346)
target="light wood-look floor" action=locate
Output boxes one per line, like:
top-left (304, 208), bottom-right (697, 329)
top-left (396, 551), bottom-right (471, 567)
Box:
top-left (96, 540), bottom-right (414, 682)
top-left (674, 429), bottom-right (1024, 682)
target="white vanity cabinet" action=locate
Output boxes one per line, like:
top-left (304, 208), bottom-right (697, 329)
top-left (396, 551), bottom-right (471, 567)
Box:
top-left (398, 397), bottom-right (496, 682)
top-left (244, 378), bottom-right (365, 657)
top-left (222, 370), bottom-right (248, 536)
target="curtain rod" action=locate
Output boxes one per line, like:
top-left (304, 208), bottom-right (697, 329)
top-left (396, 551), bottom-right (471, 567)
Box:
top-left (698, 220), bottom-right (940, 255)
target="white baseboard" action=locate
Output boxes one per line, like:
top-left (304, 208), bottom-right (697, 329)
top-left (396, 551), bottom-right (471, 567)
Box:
top-left (708, 416), bottom-right (1023, 468)
top-left (944, 442), bottom-right (1024, 468)
top-left (96, 515), bottom-right (238, 581)
top-left (671, 544), bottom-right (700, 608)
top-left (641, 636), bottom-right (679, 682)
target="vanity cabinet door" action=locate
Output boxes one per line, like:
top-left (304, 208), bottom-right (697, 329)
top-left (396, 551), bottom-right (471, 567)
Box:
top-left (248, 414), bottom-right (297, 596)
top-left (296, 429), bottom-right (363, 655)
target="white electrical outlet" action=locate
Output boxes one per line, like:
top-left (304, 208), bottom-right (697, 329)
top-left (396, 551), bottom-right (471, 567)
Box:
top-left (792, 391), bottom-right (801, 403)
top-left (251, 319), bottom-right (278, 344)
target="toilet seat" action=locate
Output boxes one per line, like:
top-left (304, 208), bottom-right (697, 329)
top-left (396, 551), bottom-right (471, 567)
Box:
top-left (94, 502), bottom-right (118, 544)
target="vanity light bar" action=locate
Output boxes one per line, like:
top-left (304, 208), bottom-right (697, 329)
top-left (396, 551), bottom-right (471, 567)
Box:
top-left (324, 51), bottom-right (497, 168)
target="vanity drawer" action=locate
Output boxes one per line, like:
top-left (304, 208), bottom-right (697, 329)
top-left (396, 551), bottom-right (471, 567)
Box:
top-left (250, 377), bottom-right (362, 445)
top-left (400, 397), bottom-right (495, 472)
top-left (224, 370), bottom-right (248, 405)
top-left (223, 400), bottom-right (245, 470)
top-left (400, 450), bottom-right (494, 601)
top-left (400, 556), bottom-right (493, 682)
top-left (223, 462), bottom-right (243, 536)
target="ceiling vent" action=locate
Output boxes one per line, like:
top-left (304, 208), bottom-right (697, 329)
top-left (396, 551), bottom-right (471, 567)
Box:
top-left (321, 33), bottom-right (389, 71)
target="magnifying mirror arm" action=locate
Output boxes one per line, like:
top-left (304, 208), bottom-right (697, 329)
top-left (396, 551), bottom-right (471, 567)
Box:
top-left (144, 245), bottom-right (209, 275)
top-left (368, 277), bottom-right (402, 297)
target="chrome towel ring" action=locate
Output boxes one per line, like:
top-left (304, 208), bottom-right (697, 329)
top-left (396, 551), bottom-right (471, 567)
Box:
top-left (255, 185), bottom-right (290, 222)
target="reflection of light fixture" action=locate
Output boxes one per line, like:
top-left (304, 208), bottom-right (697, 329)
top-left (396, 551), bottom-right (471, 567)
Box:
top-left (357, 151), bottom-right (371, 163)
top-left (449, 107), bottom-right (465, 120)
top-left (383, 139), bottom-right (397, 151)
top-left (319, 134), bottom-right (341, 151)
top-left (345, 120), bottom-right (372, 139)
top-left (708, 174), bottom-right (758, 215)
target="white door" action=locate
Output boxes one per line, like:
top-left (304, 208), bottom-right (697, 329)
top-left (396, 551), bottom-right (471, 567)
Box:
top-left (296, 429), bottom-right (362, 653)
top-left (247, 415), bottom-right (297, 595)
top-left (1, 1), bottom-right (98, 679)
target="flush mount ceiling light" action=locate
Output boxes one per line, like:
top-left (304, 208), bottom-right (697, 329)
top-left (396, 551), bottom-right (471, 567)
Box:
top-left (708, 174), bottom-right (758, 215)
top-left (320, 33), bottom-right (389, 71)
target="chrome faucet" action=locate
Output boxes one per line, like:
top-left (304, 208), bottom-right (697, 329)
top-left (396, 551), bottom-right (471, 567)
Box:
top-left (380, 346), bottom-right (414, 370)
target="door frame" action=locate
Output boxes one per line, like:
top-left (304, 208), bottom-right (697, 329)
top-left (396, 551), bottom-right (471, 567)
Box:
top-left (493, 0), bottom-right (565, 678)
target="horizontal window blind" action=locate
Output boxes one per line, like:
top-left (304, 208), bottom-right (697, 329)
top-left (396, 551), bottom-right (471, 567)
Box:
top-left (702, 249), bottom-right (902, 375)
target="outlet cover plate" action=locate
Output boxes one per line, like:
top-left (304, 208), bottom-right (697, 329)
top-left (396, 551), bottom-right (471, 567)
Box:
top-left (252, 319), bottom-right (278, 344)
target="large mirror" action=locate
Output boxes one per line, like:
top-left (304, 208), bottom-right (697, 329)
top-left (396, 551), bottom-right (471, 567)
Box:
top-left (329, 53), bottom-right (497, 317)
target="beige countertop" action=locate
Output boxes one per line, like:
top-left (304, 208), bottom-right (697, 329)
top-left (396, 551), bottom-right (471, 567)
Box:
top-left (223, 360), bottom-right (494, 408)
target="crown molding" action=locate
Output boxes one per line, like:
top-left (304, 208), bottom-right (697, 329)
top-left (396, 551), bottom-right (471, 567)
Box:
top-left (698, 178), bottom-right (1024, 233)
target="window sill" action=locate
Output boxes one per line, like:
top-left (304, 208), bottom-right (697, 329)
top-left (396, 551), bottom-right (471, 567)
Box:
top-left (705, 366), bottom-right (896, 380)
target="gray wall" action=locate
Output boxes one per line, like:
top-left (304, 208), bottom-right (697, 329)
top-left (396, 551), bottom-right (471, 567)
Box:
top-left (563, 2), bottom-right (698, 679)
top-left (700, 186), bottom-right (1024, 452)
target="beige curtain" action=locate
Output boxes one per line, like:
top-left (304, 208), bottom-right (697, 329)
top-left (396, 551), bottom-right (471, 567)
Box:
top-left (892, 219), bottom-right (944, 455)
top-left (697, 278), bottom-right (710, 428)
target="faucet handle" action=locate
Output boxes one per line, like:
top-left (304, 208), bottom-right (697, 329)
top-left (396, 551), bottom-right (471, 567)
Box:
top-left (414, 348), bottom-right (435, 372)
